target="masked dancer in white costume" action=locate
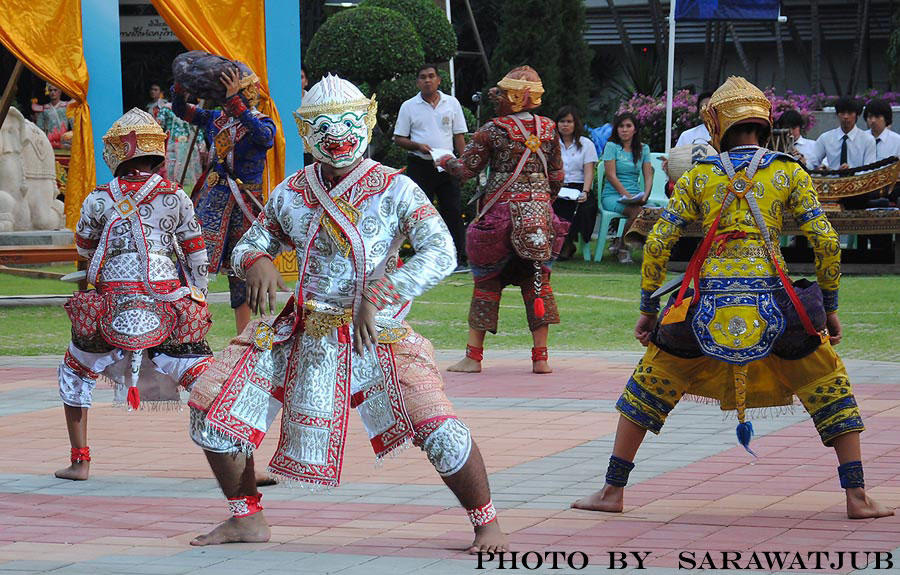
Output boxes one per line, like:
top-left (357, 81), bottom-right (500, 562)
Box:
top-left (186, 75), bottom-right (509, 553)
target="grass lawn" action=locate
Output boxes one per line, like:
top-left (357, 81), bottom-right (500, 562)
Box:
top-left (1, 259), bottom-right (898, 360)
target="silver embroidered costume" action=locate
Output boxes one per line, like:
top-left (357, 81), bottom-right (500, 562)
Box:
top-left (60, 108), bottom-right (212, 410)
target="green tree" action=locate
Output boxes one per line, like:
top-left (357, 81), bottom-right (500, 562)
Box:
top-left (362, 0), bottom-right (457, 63)
top-left (305, 6), bottom-right (424, 85)
top-left (555, 0), bottom-right (592, 114)
top-left (488, 0), bottom-right (591, 120)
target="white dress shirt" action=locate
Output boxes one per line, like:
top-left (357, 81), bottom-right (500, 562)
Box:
top-left (811, 126), bottom-right (876, 169)
top-left (394, 91), bottom-right (467, 159)
top-left (560, 136), bottom-right (599, 184)
top-left (865, 128), bottom-right (900, 161)
top-left (793, 135), bottom-right (816, 165)
top-left (675, 124), bottom-right (711, 147)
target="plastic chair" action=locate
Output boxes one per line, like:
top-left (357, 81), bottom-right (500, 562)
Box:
top-left (646, 152), bottom-right (670, 208)
top-left (587, 161), bottom-right (628, 262)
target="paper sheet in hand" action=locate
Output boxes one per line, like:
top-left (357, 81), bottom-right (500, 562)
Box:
top-left (557, 187), bottom-right (581, 201)
top-left (617, 194), bottom-right (645, 205)
top-left (429, 148), bottom-right (453, 172)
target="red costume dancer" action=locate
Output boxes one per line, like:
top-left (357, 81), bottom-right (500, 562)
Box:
top-left (55, 108), bottom-right (212, 481)
top-left (437, 66), bottom-right (568, 374)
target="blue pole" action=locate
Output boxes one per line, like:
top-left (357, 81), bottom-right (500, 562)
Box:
top-left (265, 0), bottom-right (303, 177)
top-left (80, 0), bottom-right (123, 184)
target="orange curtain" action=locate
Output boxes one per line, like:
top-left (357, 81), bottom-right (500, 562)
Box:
top-left (150, 0), bottom-right (286, 194)
top-left (0, 0), bottom-right (95, 230)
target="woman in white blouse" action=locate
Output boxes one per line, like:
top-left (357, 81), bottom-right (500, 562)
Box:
top-left (552, 106), bottom-right (598, 260)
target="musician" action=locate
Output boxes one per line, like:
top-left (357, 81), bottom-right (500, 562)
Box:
top-left (776, 110), bottom-right (815, 167)
top-left (809, 97), bottom-right (875, 171)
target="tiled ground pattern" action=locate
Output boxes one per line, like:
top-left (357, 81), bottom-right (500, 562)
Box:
top-left (0, 351), bottom-right (898, 574)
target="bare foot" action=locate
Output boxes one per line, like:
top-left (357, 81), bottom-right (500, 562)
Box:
top-left (532, 360), bottom-right (552, 374)
top-left (468, 520), bottom-right (509, 554)
top-left (255, 472), bottom-right (277, 487)
top-left (846, 488), bottom-right (894, 519)
top-left (190, 513), bottom-right (271, 546)
top-left (448, 357), bottom-right (481, 373)
top-left (571, 485), bottom-right (624, 512)
top-left (55, 461), bottom-right (89, 481)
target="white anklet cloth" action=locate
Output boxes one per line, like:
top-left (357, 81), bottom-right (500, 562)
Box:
top-left (227, 493), bottom-right (263, 518)
top-left (467, 500), bottom-right (497, 527)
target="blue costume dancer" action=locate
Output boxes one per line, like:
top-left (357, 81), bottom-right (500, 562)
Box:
top-left (173, 64), bottom-right (276, 333)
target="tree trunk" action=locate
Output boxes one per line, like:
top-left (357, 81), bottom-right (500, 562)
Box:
top-left (810, 0), bottom-right (822, 93)
top-left (785, 12), bottom-right (812, 85)
top-left (711, 22), bottom-right (727, 87)
top-left (775, 22), bottom-right (786, 89)
top-left (607, 0), bottom-right (634, 67)
top-left (848, 0), bottom-right (871, 95)
top-left (647, 0), bottom-right (667, 79)
top-left (702, 21), bottom-right (713, 91)
top-left (727, 23), bottom-right (753, 79)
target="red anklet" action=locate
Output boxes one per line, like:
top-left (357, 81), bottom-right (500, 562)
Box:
top-left (227, 493), bottom-right (263, 518)
top-left (466, 344), bottom-right (484, 362)
top-left (467, 499), bottom-right (497, 527)
top-left (70, 447), bottom-right (91, 463)
top-left (531, 347), bottom-right (548, 362)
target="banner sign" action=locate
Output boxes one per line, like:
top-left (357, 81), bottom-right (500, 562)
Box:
top-left (674, 0), bottom-right (781, 21)
top-left (120, 16), bottom-right (178, 43)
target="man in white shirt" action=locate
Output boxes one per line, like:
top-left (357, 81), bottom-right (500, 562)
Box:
top-left (674, 91), bottom-right (713, 147)
top-left (776, 110), bottom-right (816, 166)
top-left (810, 97), bottom-right (876, 171)
top-left (394, 64), bottom-right (469, 271)
top-left (864, 99), bottom-right (900, 161)
top-left (864, 98), bottom-right (900, 209)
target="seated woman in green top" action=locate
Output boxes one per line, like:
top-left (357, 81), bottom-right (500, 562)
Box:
top-left (601, 112), bottom-right (653, 263)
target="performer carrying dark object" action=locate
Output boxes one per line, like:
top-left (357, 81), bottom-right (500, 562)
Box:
top-left (172, 57), bottom-right (276, 335)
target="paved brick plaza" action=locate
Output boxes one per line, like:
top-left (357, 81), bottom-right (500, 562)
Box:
top-left (0, 351), bottom-right (898, 574)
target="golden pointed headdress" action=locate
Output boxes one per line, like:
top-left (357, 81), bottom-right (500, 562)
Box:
top-left (102, 108), bottom-right (166, 174)
top-left (701, 76), bottom-right (772, 151)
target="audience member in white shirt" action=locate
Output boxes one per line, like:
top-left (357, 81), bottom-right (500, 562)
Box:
top-left (394, 64), bottom-right (469, 271)
top-left (663, 91), bottom-right (713, 178)
top-left (864, 99), bottom-right (900, 209)
top-left (810, 97), bottom-right (876, 171)
top-left (674, 91), bottom-right (714, 148)
top-left (863, 99), bottom-right (900, 161)
top-left (776, 110), bottom-right (816, 167)
top-left (552, 106), bottom-right (598, 260)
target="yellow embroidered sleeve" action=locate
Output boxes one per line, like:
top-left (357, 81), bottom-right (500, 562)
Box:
top-left (787, 165), bottom-right (840, 310)
top-left (639, 169), bottom-right (702, 312)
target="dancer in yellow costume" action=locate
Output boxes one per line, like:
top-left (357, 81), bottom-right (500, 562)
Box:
top-left (573, 77), bottom-right (893, 520)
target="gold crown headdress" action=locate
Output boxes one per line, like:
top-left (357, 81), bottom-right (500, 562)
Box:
top-left (702, 76), bottom-right (772, 151)
top-left (102, 108), bottom-right (166, 173)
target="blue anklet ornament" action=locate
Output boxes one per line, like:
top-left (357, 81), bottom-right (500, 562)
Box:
top-left (605, 455), bottom-right (635, 487)
top-left (736, 421), bottom-right (757, 457)
top-left (838, 461), bottom-right (864, 489)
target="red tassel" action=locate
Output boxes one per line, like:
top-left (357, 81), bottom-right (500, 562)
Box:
top-left (127, 386), bottom-right (140, 410)
top-left (533, 298), bottom-right (545, 319)
top-left (337, 325), bottom-right (350, 344)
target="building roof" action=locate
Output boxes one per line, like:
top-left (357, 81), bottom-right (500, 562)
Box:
top-left (585, 0), bottom-right (893, 45)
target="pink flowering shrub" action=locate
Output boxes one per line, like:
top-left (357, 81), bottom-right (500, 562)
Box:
top-left (617, 90), bottom-right (699, 151)
top-left (618, 89), bottom-right (900, 151)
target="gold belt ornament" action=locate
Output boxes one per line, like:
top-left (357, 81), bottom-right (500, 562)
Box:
top-left (301, 300), bottom-right (411, 343)
top-left (302, 300), bottom-right (353, 339)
